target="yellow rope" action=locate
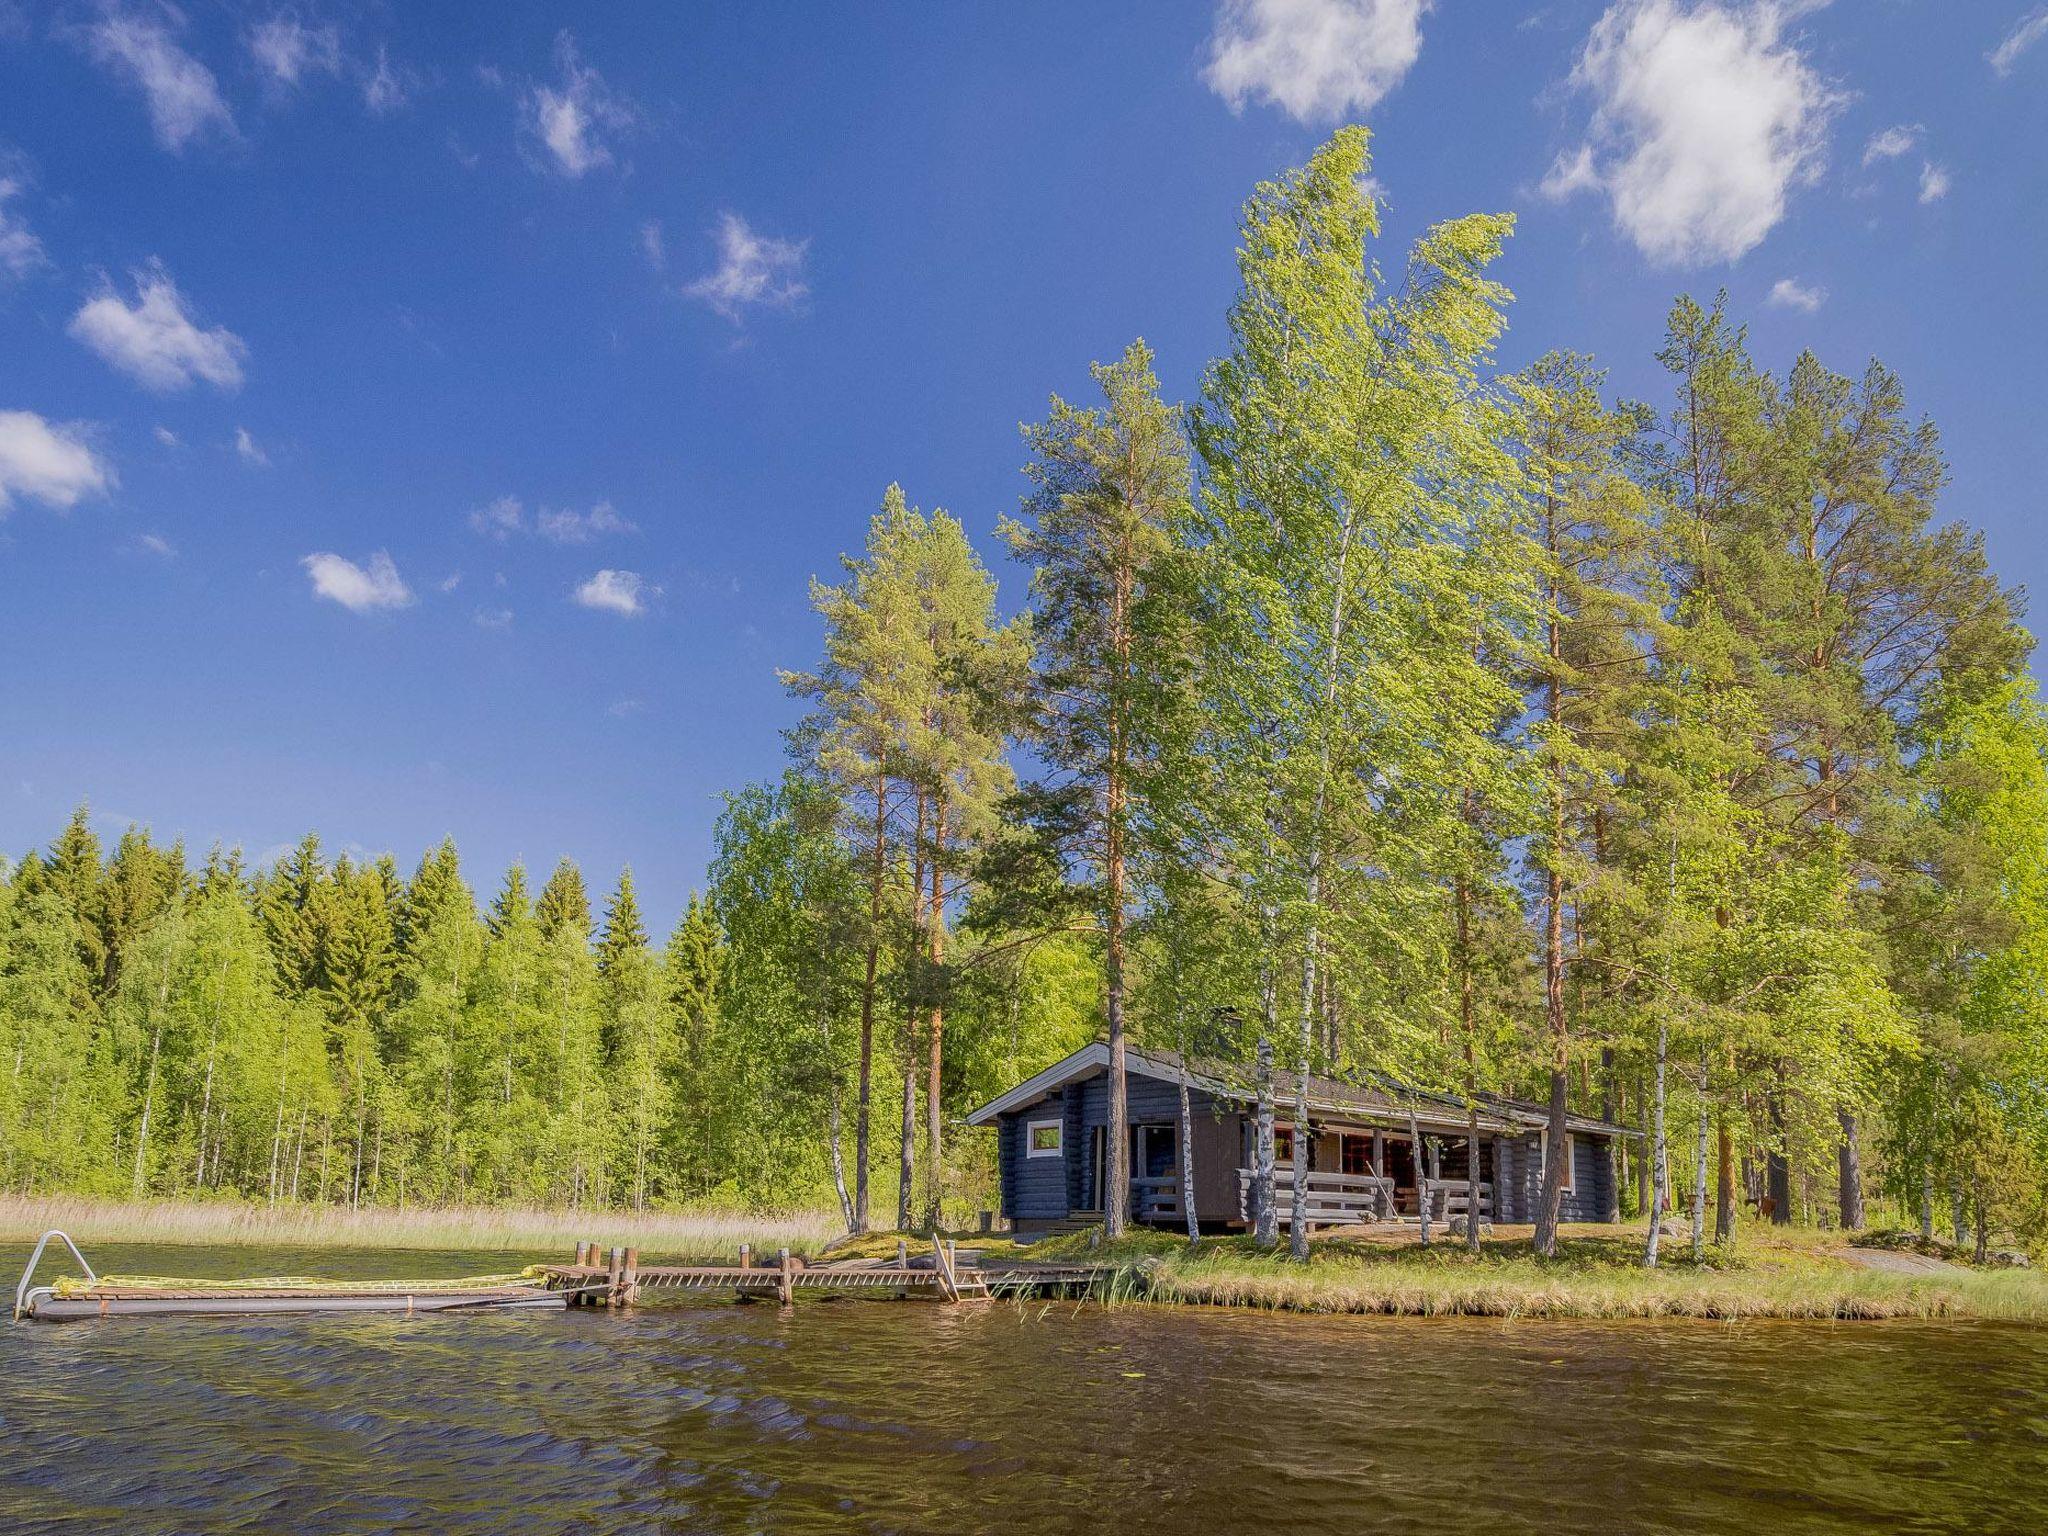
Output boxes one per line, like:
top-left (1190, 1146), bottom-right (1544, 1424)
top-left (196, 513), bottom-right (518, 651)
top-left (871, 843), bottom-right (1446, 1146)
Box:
top-left (51, 1264), bottom-right (550, 1299)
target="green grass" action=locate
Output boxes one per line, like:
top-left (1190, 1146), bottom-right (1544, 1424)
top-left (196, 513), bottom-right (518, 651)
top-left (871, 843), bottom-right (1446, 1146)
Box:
top-left (0, 1194), bottom-right (841, 1262)
top-left (851, 1221), bottom-right (2048, 1322)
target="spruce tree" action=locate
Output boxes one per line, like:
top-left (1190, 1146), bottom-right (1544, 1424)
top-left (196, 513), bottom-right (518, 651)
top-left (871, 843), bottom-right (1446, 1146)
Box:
top-left (536, 857), bottom-right (592, 942)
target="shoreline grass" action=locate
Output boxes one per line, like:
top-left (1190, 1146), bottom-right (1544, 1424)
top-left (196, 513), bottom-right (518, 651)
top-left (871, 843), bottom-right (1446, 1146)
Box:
top-left (0, 1194), bottom-right (840, 1261)
top-left (1094, 1224), bottom-right (2048, 1323)
top-left (844, 1221), bottom-right (2048, 1323)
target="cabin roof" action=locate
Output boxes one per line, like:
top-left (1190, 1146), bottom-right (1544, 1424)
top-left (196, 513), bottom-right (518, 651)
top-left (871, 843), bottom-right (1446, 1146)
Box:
top-left (965, 1041), bottom-right (1635, 1138)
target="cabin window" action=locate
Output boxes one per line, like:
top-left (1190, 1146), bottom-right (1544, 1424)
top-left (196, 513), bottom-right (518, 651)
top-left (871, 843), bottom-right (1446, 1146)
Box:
top-left (1272, 1126), bottom-right (1295, 1164)
top-left (1341, 1134), bottom-right (1373, 1176)
top-left (1026, 1119), bottom-right (1063, 1158)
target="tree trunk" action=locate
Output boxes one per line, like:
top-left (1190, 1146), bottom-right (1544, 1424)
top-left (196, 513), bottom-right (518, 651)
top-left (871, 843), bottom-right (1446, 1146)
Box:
top-left (1178, 1071), bottom-right (1199, 1248)
top-left (1836, 1106), bottom-right (1864, 1231)
top-left (1408, 1105), bottom-right (1431, 1249)
top-left (1103, 661), bottom-right (1131, 1242)
top-left (1599, 1046), bottom-right (1620, 1224)
top-left (1766, 1085), bottom-right (1792, 1224)
top-left (1972, 1176), bottom-right (1989, 1264)
top-left (1636, 1072), bottom-right (1652, 1216)
top-left (1289, 940), bottom-right (1313, 1261)
top-left (1534, 552), bottom-right (1570, 1260)
top-left (924, 808), bottom-right (947, 1230)
top-left (1252, 1030), bottom-right (1277, 1251)
top-left (131, 1019), bottom-right (163, 1198)
top-left (899, 789), bottom-right (927, 1233)
top-left (854, 774), bottom-right (888, 1234)
top-left (1644, 1015), bottom-right (1669, 1268)
top-left (1714, 1116), bottom-right (1735, 1246)
top-left (1690, 1049), bottom-right (1709, 1261)
top-left (828, 1076), bottom-right (855, 1233)
top-left (897, 1062), bottom-right (916, 1233)
top-left (1919, 1165), bottom-right (1934, 1243)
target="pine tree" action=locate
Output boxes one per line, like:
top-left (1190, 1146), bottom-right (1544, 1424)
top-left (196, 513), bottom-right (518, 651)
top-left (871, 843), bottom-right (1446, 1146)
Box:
top-left (1002, 338), bottom-right (1193, 1239)
top-left (1517, 350), bottom-right (1663, 1256)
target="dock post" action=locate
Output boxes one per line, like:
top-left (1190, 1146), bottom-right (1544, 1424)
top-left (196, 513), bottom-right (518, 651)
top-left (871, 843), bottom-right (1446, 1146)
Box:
top-left (607, 1246), bottom-right (625, 1308)
top-left (621, 1247), bottom-right (640, 1308)
top-left (775, 1247), bottom-right (794, 1306)
top-left (738, 1243), bottom-right (752, 1271)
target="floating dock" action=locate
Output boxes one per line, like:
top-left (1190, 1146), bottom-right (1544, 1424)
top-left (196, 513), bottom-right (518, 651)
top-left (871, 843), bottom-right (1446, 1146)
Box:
top-left (14, 1231), bottom-right (1109, 1322)
top-left (538, 1238), bottom-right (1108, 1307)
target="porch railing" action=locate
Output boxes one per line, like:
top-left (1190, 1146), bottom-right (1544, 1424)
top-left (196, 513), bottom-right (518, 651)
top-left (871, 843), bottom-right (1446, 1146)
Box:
top-left (1236, 1168), bottom-right (1394, 1228)
top-left (1132, 1175), bottom-right (1182, 1223)
top-left (1237, 1169), bottom-right (1494, 1228)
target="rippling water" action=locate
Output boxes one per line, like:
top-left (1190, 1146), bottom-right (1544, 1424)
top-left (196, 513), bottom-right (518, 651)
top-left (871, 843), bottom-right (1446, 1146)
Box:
top-left (4, 1241), bottom-right (2045, 1534)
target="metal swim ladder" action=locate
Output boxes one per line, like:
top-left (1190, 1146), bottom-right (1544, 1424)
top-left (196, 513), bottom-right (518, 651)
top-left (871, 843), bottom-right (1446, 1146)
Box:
top-left (13, 1230), bottom-right (97, 1321)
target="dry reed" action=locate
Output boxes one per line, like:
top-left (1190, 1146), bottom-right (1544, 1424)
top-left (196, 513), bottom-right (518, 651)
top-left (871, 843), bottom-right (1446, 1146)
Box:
top-left (0, 1194), bottom-right (840, 1260)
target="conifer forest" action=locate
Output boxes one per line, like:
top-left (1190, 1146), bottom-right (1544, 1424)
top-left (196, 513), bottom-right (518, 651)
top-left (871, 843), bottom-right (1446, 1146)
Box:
top-left (5, 130), bottom-right (2044, 1252)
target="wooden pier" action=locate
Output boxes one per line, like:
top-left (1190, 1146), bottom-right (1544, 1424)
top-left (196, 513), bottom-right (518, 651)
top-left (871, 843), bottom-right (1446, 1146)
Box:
top-left (540, 1239), bottom-right (1108, 1308)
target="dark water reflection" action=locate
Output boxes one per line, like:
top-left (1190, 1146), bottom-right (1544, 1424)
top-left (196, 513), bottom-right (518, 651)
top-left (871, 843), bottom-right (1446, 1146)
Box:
top-left (4, 1242), bottom-right (2046, 1533)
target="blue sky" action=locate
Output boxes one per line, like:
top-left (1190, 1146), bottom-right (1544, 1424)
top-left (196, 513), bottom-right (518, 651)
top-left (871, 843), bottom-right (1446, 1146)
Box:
top-left (3, 1), bottom-right (2044, 929)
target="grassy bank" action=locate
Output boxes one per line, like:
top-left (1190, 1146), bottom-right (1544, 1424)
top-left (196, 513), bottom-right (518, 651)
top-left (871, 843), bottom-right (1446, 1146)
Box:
top-left (855, 1223), bottom-right (2048, 1322)
top-left (0, 1195), bottom-right (840, 1261)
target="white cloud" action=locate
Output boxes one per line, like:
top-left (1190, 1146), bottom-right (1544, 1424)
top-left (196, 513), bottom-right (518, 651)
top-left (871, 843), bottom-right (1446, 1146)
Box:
top-left (472, 605), bottom-right (513, 629)
top-left (1861, 123), bottom-right (1919, 165)
top-left (1990, 9), bottom-right (2048, 76)
top-left (468, 494), bottom-right (524, 538)
top-left (606, 698), bottom-right (645, 717)
top-left (1538, 142), bottom-right (1602, 200)
top-left (0, 410), bottom-right (115, 514)
top-left (234, 426), bottom-right (269, 466)
top-left (573, 568), bottom-right (649, 616)
top-left (136, 531), bottom-right (176, 557)
top-left (538, 500), bottom-right (634, 544)
top-left (437, 572), bottom-right (461, 593)
top-left (523, 31), bottom-right (634, 176)
top-left (1918, 161), bottom-right (1951, 204)
top-left (248, 14), bottom-right (341, 87)
top-left (1203, 0), bottom-right (1429, 124)
top-left (1767, 275), bottom-right (1825, 312)
top-left (684, 213), bottom-right (808, 323)
top-left (362, 45), bottom-right (409, 114)
top-left (1544, 1), bottom-right (1839, 267)
top-left (153, 424), bottom-right (179, 446)
top-left (0, 174), bottom-right (45, 280)
top-left (302, 550), bottom-right (413, 612)
top-left (70, 265), bottom-right (246, 392)
top-left (84, 7), bottom-right (235, 152)
top-left (639, 219), bottom-right (665, 271)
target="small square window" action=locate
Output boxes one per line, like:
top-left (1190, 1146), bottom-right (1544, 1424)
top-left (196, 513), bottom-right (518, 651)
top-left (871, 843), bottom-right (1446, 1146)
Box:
top-left (1026, 1119), bottom-right (1063, 1158)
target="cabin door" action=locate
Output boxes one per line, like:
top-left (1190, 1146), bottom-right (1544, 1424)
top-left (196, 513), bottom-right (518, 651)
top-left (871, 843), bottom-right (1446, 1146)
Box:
top-left (1086, 1126), bottom-right (1106, 1213)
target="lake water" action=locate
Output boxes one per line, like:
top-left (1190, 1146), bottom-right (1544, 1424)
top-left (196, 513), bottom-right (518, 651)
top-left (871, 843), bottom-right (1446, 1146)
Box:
top-left (4, 1241), bottom-right (2045, 1534)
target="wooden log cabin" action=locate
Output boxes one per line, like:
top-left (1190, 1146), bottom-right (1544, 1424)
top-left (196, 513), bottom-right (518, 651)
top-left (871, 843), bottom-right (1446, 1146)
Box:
top-left (968, 1042), bottom-right (1632, 1232)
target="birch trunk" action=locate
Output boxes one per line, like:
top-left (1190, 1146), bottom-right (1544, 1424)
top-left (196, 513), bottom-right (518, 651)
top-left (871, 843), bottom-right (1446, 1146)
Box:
top-left (1252, 1029), bottom-right (1277, 1251)
top-left (1178, 1070), bottom-right (1199, 1248)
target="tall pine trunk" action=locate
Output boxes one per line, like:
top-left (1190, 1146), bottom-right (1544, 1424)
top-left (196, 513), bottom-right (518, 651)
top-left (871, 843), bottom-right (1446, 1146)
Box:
top-left (1103, 564), bottom-right (1132, 1241)
top-left (923, 803), bottom-right (947, 1230)
top-left (1836, 1107), bottom-right (1865, 1231)
top-left (854, 773), bottom-right (887, 1233)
